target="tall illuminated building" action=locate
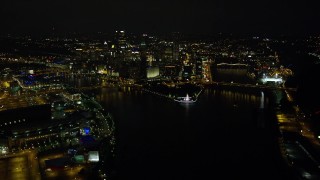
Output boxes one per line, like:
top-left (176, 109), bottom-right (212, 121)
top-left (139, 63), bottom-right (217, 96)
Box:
top-left (172, 32), bottom-right (180, 62)
top-left (139, 34), bottom-right (148, 80)
top-left (112, 30), bottom-right (128, 76)
top-left (195, 56), bottom-right (203, 79)
top-left (114, 30), bottom-right (127, 59)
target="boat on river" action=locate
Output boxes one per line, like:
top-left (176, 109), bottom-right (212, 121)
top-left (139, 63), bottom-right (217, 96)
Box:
top-left (174, 93), bottom-right (196, 103)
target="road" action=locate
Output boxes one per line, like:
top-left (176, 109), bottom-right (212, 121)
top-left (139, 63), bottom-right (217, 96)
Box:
top-left (0, 149), bottom-right (41, 180)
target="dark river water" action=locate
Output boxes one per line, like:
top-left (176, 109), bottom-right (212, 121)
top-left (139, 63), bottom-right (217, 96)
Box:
top-left (86, 86), bottom-right (290, 180)
top-left (64, 75), bottom-right (291, 180)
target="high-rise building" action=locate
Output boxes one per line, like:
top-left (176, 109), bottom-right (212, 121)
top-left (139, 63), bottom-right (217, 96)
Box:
top-left (147, 66), bottom-right (160, 79)
top-left (114, 31), bottom-right (127, 59)
top-left (112, 30), bottom-right (128, 76)
top-left (115, 31), bottom-right (127, 50)
top-left (139, 34), bottom-right (148, 80)
top-left (162, 66), bottom-right (179, 79)
top-left (173, 43), bottom-right (179, 62)
top-left (182, 65), bottom-right (193, 80)
top-left (195, 56), bottom-right (203, 79)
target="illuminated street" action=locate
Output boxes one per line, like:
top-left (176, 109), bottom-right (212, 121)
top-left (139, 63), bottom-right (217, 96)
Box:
top-left (0, 150), bottom-right (41, 180)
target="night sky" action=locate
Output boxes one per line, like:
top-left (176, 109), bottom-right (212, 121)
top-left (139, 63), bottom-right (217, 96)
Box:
top-left (1, 0), bottom-right (320, 36)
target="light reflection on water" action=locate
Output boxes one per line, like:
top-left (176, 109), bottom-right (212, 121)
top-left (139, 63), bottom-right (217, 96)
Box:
top-left (99, 87), bottom-right (279, 179)
top-left (74, 79), bottom-right (284, 180)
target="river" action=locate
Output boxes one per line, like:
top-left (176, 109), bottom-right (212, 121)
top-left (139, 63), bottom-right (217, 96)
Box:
top-left (79, 85), bottom-right (293, 180)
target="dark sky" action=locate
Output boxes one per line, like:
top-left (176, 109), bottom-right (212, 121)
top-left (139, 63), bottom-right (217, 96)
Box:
top-left (1, 0), bottom-right (319, 36)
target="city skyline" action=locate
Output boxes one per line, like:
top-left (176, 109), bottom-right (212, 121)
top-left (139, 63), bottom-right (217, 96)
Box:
top-left (1, 0), bottom-right (320, 36)
top-left (2, 1), bottom-right (320, 179)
